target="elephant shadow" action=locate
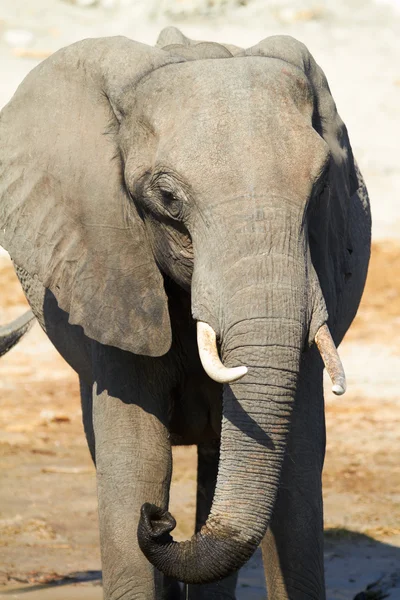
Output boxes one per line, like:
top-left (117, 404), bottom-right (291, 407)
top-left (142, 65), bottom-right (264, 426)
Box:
top-left (236, 531), bottom-right (400, 600)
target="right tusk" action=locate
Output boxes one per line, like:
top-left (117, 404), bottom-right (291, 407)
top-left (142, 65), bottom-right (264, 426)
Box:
top-left (197, 321), bottom-right (248, 384)
top-left (315, 323), bottom-right (347, 395)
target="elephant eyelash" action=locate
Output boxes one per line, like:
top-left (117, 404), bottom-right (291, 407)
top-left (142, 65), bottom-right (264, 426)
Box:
top-left (160, 190), bottom-right (175, 205)
top-left (157, 189), bottom-right (183, 219)
top-left (137, 182), bottom-right (183, 220)
top-left (147, 172), bottom-right (185, 217)
top-left (130, 169), bottom-right (187, 221)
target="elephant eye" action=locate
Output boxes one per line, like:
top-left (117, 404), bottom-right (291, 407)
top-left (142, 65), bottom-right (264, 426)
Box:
top-left (160, 189), bottom-right (182, 219)
top-left (161, 190), bottom-right (175, 205)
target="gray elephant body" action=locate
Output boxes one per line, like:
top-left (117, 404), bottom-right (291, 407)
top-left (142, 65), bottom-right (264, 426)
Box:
top-left (0, 27), bottom-right (371, 599)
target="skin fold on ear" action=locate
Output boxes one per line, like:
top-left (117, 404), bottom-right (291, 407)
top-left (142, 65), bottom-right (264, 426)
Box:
top-left (0, 37), bottom-right (182, 357)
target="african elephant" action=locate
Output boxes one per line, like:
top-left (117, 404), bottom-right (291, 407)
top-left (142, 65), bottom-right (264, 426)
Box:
top-left (0, 26), bottom-right (371, 600)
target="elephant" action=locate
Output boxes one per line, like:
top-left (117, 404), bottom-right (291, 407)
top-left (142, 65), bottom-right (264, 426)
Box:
top-left (0, 26), bottom-right (371, 600)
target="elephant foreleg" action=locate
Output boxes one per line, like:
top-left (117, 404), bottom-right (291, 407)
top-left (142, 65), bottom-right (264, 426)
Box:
top-left (261, 350), bottom-right (326, 600)
top-left (91, 342), bottom-right (173, 600)
top-left (187, 441), bottom-right (238, 600)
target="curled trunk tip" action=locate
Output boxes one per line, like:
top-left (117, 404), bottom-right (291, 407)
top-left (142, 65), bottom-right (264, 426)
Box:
top-left (137, 502), bottom-right (258, 584)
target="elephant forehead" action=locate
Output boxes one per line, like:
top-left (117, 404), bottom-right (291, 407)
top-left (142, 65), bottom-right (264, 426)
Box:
top-left (128, 58), bottom-right (326, 199)
top-left (136, 56), bottom-right (314, 131)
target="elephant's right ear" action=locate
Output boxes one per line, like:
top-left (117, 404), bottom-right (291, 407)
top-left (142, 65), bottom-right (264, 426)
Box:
top-left (0, 37), bottom-right (183, 356)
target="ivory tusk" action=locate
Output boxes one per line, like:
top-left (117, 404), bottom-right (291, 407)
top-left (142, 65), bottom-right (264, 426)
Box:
top-left (196, 321), bottom-right (248, 384)
top-left (315, 323), bottom-right (347, 395)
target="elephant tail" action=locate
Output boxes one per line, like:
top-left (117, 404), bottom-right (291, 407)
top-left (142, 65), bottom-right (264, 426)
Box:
top-left (0, 311), bottom-right (35, 357)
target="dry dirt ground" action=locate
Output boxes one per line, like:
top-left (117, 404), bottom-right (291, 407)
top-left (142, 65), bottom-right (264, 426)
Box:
top-left (0, 242), bottom-right (399, 599)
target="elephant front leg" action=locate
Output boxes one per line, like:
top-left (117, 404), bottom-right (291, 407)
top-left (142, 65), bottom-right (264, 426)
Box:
top-left (92, 344), bottom-right (172, 600)
top-left (187, 441), bottom-right (238, 600)
top-left (261, 350), bottom-right (326, 600)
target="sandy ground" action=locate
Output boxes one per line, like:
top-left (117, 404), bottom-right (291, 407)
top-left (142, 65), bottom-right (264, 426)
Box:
top-left (0, 0), bottom-right (399, 598)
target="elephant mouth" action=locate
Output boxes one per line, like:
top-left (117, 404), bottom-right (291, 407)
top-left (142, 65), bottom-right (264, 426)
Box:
top-left (197, 319), bottom-right (346, 395)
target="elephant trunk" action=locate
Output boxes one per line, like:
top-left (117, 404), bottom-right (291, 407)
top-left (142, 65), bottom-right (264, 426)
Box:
top-left (138, 200), bottom-right (344, 583)
top-left (138, 257), bottom-right (307, 582)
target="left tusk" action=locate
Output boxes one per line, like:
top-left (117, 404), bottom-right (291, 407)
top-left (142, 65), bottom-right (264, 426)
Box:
top-left (197, 321), bottom-right (248, 384)
top-left (315, 323), bottom-right (346, 395)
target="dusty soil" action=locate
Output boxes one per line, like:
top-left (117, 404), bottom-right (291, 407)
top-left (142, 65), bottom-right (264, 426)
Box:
top-left (0, 241), bottom-right (399, 599)
top-left (347, 242), bottom-right (400, 345)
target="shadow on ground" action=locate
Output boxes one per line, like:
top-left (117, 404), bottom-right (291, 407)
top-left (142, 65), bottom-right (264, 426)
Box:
top-left (238, 531), bottom-right (400, 600)
top-left (1, 531), bottom-right (399, 600)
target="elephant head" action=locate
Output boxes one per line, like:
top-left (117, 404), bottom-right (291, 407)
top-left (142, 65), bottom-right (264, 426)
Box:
top-left (0, 34), bottom-right (355, 583)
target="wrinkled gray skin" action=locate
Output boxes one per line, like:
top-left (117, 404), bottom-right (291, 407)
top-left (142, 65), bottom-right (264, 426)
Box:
top-left (0, 311), bottom-right (35, 357)
top-left (0, 26), bottom-right (371, 600)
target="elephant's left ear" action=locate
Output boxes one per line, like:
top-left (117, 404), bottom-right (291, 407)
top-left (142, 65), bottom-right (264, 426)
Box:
top-left (0, 37), bottom-right (183, 356)
top-left (246, 36), bottom-right (358, 198)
